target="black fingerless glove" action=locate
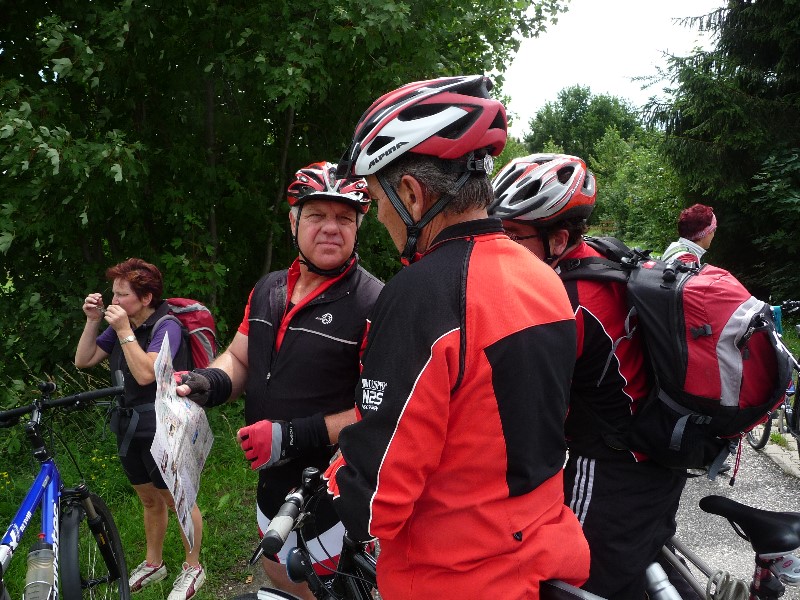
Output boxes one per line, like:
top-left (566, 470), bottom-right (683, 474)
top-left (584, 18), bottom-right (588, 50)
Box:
top-left (287, 412), bottom-right (330, 454)
top-left (181, 368), bottom-right (232, 407)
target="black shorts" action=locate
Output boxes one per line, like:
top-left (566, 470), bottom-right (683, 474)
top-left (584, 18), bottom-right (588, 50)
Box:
top-left (564, 455), bottom-right (686, 600)
top-left (118, 435), bottom-right (168, 489)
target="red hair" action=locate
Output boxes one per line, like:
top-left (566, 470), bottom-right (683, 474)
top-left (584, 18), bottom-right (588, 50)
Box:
top-left (678, 204), bottom-right (716, 241)
top-left (106, 258), bottom-right (163, 303)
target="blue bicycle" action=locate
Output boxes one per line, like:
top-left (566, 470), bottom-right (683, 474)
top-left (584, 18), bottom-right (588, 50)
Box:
top-left (0, 377), bottom-right (130, 600)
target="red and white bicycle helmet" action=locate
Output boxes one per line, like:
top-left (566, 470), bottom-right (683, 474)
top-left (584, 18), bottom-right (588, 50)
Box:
top-left (287, 161), bottom-right (371, 214)
top-left (336, 75), bottom-right (507, 178)
top-left (489, 154), bottom-right (596, 225)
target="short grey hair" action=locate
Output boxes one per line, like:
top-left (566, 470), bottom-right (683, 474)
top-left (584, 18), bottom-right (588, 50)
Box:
top-left (378, 154), bottom-right (493, 215)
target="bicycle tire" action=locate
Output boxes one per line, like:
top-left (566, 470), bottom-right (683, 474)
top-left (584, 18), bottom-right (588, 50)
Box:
top-left (746, 415), bottom-right (772, 450)
top-left (791, 377), bottom-right (800, 461)
top-left (59, 492), bottom-right (131, 600)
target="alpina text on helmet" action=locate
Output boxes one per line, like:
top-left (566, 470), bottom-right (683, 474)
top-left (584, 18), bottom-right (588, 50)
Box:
top-left (368, 141), bottom-right (408, 170)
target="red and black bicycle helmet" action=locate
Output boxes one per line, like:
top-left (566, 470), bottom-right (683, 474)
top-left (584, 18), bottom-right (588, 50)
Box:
top-left (489, 154), bottom-right (596, 225)
top-left (336, 75), bottom-right (507, 264)
top-left (336, 75), bottom-right (507, 178)
top-left (288, 162), bottom-right (371, 214)
top-left (287, 161), bottom-right (370, 278)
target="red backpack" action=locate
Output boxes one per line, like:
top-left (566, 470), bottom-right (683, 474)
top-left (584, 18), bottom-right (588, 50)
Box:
top-left (153, 298), bottom-right (218, 369)
top-left (559, 237), bottom-right (795, 473)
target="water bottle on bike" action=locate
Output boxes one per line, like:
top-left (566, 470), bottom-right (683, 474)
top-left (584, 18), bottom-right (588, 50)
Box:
top-left (23, 540), bottom-right (56, 600)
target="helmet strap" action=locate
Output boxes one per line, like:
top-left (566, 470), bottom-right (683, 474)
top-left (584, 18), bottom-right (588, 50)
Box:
top-left (538, 230), bottom-right (557, 265)
top-left (377, 170), bottom-right (472, 265)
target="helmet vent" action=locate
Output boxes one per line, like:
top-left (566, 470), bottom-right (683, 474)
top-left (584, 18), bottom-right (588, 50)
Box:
top-left (511, 180), bottom-right (541, 205)
top-left (400, 103), bottom-right (450, 122)
top-left (366, 135), bottom-right (393, 156)
top-left (556, 166), bottom-right (574, 184)
top-left (438, 110), bottom-right (480, 140)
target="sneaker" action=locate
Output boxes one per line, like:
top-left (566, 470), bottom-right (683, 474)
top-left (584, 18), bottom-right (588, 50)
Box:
top-left (129, 560), bottom-right (168, 592)
top-left (167, 562), bottom-right (206, 600)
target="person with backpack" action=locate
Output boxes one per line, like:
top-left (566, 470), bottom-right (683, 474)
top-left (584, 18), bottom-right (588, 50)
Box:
top-left (661, 203), bottom-right (717, 265)
top-left (324, 76), bottom-right (590, 599)
top-left (489, 154), bottom-right (689, 600)
top-left (176, 162), bottom-right (383, 600)
top-left (75, 257), bottom-right (207, 600)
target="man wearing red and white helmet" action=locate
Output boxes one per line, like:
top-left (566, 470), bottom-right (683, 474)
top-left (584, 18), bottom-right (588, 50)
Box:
top-left (490, 154), bottom-right (688, 600)
top-left (327, 76), bottom-right (590, 599)
top-left (177, 162), bottom-right (383, 600)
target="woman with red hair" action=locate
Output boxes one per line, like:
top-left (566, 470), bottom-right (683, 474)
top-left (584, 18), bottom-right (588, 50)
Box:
top-left (75, 258), bottom-right (206, 600)
top-left (662, 204), bottom-right (717, 265)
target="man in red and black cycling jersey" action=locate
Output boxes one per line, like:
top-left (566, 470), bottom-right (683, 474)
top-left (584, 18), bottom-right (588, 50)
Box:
top-left (326, 76), bottom-right (590, 600)
top-left (489, 154), bottom-right (689, 600)
top-left (177, 162), bottom-right (383, 600)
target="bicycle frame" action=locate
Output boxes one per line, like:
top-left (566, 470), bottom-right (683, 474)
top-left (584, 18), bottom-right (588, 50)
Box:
top-left (0, 380), bottom-right (126, 600)
top-left (1, 462), bottom-right (61, 581)
top-left (1, 427), bottom-right (63, 597)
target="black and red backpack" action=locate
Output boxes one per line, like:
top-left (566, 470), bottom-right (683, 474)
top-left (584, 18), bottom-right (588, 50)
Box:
top-left (558, 236), bottom-right (795, 475)
top-left (152, 298), bottom-right (218, 369)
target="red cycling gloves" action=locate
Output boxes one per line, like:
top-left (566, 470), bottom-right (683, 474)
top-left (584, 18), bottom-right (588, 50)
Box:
top-left (237, 412), bottom-right (330, 470)
top-left (237, 420), bottom-right (295, 469)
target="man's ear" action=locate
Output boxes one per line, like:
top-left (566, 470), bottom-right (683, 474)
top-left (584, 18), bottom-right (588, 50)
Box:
top-left (397, 174), bottom-right (431, 222)
top-left (550, 228), bottom-right (571, 256)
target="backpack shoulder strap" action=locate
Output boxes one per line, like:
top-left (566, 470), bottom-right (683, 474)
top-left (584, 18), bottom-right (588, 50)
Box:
top-left (558, 256), bottom-right (630, 283)
top-left (148, 314), bottom-right (185, 346)
top-left (558, 236), bottom-right (647, 284)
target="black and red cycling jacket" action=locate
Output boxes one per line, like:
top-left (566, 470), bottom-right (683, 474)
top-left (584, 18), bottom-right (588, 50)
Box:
top-left (558, 240), bottom-right (650, 461)
top-left (332, 218), bottom-right (590, 599)
top-left (238, 257), bottom-right (383, 426)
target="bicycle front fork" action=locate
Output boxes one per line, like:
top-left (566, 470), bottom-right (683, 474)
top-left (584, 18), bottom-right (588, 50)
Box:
top-left (62, 484), bottom-right (120, 580)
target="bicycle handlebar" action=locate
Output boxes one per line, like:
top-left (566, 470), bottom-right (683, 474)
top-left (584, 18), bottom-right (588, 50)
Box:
top-left (781, 300), bottom-right (800, 314)
top-left (250, 467), bottom-right (324, 565)
top-left (0, 383), bottom-right (124, 425)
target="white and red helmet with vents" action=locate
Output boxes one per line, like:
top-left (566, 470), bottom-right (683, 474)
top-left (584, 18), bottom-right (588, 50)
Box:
top-left (489, 154), bottom-right (596, 224)
top-left (287, 161), bottom-right (371, 214)
top-left (336, 75), bottom-right (507, 178)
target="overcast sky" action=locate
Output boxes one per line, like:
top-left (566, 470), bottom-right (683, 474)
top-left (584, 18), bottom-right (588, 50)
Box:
top-left (502, 0), bottom-right (724, 138)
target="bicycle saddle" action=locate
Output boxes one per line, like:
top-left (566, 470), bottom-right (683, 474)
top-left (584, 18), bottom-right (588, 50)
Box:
top-left (699, 495), bottom-right (800, 557)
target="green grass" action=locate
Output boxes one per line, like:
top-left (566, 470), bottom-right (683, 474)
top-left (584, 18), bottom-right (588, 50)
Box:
top-left (770, 431), bottom-right (789, 448)
top-left (1, 399), bottom-right (260, 598)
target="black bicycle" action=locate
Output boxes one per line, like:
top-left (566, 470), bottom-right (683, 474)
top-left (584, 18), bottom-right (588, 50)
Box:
top-left (0, 376), bottom-right (129, 600)
top-left (661, 495), bottom-right (800, 600)
top-left (747, 300), bottom-right (800, 452)
top-left (233, 467), bottom-right (604, 600)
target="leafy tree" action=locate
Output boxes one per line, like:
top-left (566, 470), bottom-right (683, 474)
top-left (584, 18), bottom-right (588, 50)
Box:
top-left (493, 135), bottom-right (530, 175)
top-left (646, 0), bottom-right (800, 298)
top-left (591, 129), bottom-right (683, 252)
top-left (0, 0), bottom-right (568, 387)
top-left (524, 85), bottom-right (642, 158)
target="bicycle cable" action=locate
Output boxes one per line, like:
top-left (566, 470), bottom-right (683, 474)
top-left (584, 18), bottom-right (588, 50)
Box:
top-left (46, 418), bottom-right (88, 482)
top-left (706, 570), bottom-right (750, 600)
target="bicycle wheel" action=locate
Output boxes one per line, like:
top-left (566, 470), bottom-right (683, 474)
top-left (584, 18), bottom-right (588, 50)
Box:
top-left (60, 492), bottom-right (131, 600)
top-left (790, 377), bottom-right (800, 460)
top-left (747, 413), bottom-right (773, 450)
